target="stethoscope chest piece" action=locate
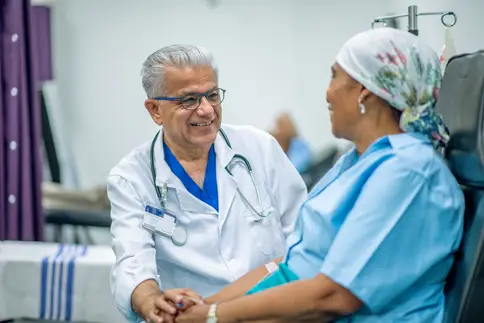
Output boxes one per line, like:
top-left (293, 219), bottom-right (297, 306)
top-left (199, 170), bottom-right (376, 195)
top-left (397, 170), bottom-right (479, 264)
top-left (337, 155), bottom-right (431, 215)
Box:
top-left (171, 226), bottom-right (188, 246)
top-left (252, 207), bottom-right (274, 222)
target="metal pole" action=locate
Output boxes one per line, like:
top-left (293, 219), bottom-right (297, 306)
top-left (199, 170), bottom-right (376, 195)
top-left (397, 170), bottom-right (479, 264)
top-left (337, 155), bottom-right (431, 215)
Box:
top-left (371, 6), bottom-right (456, 33)
top-left (408, 5), bottom-right (418, 35)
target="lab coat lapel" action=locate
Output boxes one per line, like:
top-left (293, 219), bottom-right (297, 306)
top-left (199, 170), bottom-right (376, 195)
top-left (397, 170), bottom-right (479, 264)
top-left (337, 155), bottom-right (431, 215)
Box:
top-left (215, 130), bottom-right (237, 229)
top-left (153, 128), bottom-right (179, 192)
top-left (153, 128), bottom-right (216, 215)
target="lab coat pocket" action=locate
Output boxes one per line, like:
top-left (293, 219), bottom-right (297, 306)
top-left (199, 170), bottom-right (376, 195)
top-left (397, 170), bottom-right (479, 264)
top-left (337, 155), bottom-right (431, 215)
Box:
top-left (244, 207), bottom-right (284, 256)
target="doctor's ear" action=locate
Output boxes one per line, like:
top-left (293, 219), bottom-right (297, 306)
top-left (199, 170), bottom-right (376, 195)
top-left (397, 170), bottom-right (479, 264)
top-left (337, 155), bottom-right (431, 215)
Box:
top-left (145, 99), bottom-right (164, 125)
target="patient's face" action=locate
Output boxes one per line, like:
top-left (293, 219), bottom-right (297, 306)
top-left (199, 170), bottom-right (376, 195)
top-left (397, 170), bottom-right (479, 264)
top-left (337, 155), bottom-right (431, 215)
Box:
top-left (326, 63), bottom-right (362, 140)
top-left (157, 65), bottom-right (221, 150)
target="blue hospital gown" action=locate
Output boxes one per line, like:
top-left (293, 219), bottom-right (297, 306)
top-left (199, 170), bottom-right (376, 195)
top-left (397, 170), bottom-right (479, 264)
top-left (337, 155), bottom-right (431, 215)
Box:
top-left (284, 132), bottom-right (464, 322)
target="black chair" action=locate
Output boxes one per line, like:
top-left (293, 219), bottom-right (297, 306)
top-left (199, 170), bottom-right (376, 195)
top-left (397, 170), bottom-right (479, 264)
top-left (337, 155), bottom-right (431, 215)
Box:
top-left (438, 51), bottom-right (484, 323)
top-left (300, 146), bottom-right (339, 190)
top-left (45, 209), bottom-right (111, 244)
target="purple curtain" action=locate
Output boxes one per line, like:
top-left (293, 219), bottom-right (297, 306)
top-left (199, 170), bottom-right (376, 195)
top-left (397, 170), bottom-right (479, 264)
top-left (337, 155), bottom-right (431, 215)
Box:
top-left (0, 0), bottom-right (44, 241)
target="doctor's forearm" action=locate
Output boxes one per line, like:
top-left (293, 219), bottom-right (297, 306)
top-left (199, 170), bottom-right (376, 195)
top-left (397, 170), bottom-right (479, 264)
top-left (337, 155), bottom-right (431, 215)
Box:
top-left (204, 257), bottom-right (282, 305)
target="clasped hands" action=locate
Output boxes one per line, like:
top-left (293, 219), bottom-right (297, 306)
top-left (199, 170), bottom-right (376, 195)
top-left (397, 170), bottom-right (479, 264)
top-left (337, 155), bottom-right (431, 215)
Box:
top-left (138, 288), bottom-right (213, 323)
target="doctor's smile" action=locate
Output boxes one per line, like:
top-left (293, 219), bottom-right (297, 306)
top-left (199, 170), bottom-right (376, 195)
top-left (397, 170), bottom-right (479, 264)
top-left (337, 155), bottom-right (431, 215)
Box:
top-left (190, 119), bottom-right (215, 127)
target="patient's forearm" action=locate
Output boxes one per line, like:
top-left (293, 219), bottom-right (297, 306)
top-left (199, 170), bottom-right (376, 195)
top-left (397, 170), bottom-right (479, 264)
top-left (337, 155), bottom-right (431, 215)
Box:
top-left (215, 275), bottom-right (346, 323)
top-left (204, 257), bottom-right (282, 305)
top-left (250, 318), bottom-right (332, 323)
top-left (250, 316), bottom-right (334, 323)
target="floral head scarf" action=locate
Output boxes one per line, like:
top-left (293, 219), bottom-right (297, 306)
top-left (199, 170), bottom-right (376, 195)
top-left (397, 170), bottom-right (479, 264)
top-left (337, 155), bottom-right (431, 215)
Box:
top-left (336, 27), bottom-right (450, 149)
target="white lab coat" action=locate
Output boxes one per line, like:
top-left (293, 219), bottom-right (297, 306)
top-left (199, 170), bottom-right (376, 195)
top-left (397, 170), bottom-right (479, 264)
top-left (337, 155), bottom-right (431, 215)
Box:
top-left (107, 124), bottom-right (307, 321)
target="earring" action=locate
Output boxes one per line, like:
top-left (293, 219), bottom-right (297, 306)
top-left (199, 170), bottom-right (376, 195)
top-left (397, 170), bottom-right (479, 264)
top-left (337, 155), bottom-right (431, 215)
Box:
top-left (358, 97), bottom-right (366, 114)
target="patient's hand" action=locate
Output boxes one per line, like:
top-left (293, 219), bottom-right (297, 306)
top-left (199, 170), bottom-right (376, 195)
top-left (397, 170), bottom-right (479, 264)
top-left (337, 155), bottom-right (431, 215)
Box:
top-left (166, 288), bottom-right (205, 312)
top-left (175, 304), bottom-right (211, 323)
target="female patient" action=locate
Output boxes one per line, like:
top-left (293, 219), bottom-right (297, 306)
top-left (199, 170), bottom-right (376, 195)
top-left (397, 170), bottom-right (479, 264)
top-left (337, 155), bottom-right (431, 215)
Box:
top-left (174, 28), bottom-right (465, 323)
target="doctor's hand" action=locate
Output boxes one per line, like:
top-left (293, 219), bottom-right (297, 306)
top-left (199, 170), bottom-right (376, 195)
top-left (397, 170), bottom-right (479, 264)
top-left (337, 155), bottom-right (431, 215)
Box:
top-left (132, 281), bottom-right (204, 323)
top-left (152, 289), bottom-right (204, 323)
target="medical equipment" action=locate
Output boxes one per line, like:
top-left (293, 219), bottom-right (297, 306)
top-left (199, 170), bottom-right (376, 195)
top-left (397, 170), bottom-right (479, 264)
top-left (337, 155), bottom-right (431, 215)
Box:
top-left (218, 129), bottom-right (272, 221)
top-left (148, 128), bottom-right (271, 246)
top-left (440, 27), bottom-right (457, 75)
top-left (265, 261), bottom-right (279, 274)
top-left (371, 5), bottom-right (457, 36)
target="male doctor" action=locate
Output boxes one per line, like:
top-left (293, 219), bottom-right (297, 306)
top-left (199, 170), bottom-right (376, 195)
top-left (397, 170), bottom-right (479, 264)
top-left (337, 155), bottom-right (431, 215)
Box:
top-left (107, 44), bottom-right (307, 323)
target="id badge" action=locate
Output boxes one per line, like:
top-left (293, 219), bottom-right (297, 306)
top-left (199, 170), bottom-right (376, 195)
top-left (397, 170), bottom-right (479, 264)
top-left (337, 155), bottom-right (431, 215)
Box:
top-left (142, 205), bottom-right (176, 237)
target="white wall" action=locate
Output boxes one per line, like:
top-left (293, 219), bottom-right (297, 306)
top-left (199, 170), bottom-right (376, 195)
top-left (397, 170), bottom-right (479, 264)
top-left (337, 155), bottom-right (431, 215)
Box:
top-left (290, 1), bottom-right (391, 154)
top-left (52, 0), bottom-right (405, 188)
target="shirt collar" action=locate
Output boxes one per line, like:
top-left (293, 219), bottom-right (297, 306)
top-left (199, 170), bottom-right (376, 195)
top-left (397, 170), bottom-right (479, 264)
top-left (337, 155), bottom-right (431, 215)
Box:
top-left (364, 132), bottom-right (431, 154)
top-left (344, 132), bottom-right (431, 162)
top-left (387, 132), bottom-right (431, 150)
top-left (153, 126), bottom-right (234, 187)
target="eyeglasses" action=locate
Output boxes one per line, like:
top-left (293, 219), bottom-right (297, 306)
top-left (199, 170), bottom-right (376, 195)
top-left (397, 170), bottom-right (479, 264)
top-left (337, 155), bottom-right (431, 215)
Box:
top-left (153, 88), bottom-right (226, 110)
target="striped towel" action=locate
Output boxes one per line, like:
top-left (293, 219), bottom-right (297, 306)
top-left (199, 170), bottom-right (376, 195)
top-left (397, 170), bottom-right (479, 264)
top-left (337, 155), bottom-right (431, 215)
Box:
top-left (38, 244), bottom-right (88, 321)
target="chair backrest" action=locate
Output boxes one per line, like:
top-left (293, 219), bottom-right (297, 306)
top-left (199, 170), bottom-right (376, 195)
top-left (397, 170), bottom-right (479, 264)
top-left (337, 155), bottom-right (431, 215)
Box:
top-left (300, 146), bottom-right (339, 190)
top-left (437, 51), bottom-right (484, 323)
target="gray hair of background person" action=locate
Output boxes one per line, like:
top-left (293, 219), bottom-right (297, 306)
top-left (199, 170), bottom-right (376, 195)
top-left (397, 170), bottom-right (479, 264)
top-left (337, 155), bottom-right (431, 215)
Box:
top-left (140, 44), bottom-right (219, 98)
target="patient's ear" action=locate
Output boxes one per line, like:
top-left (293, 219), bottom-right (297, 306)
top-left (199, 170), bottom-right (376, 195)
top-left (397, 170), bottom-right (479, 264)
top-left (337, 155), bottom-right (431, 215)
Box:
top-left (145, 99), bottom-right (163, 125)
top-left (359, 88), bottom-right (372, 103)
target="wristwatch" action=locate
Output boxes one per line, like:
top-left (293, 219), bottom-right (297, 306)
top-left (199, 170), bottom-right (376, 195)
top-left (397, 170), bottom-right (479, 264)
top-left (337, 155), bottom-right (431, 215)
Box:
top-left (206, 304), bottom-right (218, 323)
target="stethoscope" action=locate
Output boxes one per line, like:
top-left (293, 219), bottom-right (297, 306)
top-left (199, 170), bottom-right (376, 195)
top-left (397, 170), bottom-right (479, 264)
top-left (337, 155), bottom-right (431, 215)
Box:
top-left (148, 128), bottom-right (272, 246)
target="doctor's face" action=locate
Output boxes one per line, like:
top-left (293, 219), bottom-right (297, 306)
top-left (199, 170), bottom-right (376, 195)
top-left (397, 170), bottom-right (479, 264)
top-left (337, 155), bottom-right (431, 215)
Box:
top-left (326, 63), bottom-right (363, 140)
top-left (147, 64), bottom-right (221, 150)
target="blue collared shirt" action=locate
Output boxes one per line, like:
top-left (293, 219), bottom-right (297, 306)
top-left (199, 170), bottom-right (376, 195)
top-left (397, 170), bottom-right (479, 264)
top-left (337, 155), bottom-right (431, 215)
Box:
top-left (287, 138), bottom-right (312, 173)
top-left (284, 132), bottom-right (464, 322)
top-left (163, 141), bottom-right (219, 212)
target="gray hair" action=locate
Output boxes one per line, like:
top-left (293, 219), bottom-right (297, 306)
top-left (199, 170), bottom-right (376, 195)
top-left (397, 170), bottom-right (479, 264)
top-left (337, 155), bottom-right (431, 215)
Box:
top-left (141, 44), bottom-right (218, 98)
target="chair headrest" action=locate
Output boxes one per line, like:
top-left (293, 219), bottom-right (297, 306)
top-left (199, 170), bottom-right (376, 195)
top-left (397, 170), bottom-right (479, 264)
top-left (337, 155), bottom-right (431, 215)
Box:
top-left (436, 51), bottom-right (484, 188)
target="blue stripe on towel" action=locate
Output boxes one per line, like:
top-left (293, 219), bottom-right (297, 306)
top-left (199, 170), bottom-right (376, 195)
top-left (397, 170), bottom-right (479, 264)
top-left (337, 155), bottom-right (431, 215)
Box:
top-left (39, 244), bottom-right (64, 319)
top-left (65, 245), bottom-right (88, 321)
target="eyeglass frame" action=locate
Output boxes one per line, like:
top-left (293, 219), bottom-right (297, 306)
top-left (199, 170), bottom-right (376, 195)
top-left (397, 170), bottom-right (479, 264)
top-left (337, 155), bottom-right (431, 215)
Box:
top-left (152, 87), bottom-right (226, 110)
